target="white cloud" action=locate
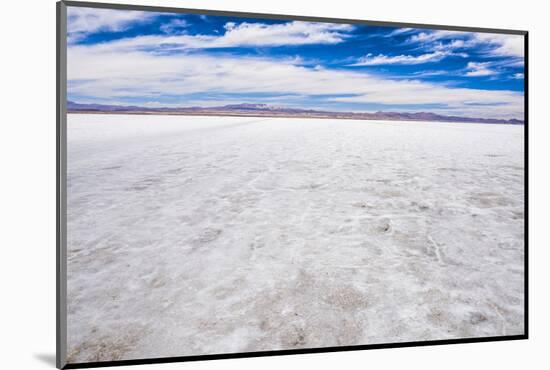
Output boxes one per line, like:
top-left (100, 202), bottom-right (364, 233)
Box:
top-left (385, 28), bottom-right (415, 37)
top-left (465, 62), bottom-right (496, 77)
top-left (407, 30), bottom-right (465, 43)
top-left (159, 19), bottom-right (188, 34)
top-left (67, 7), bottom-right (157, 42)
top-left (472, 33), bottom-right (524, 58)
top-left (68, 42), bottom-right (524, 119)
top-left (349, 50), bottom-right (465, 66)
top-left (433, 39), bottom-right (466, 51)
top-left (67, 8), bottom-right (354, 48)
top-left (513, 73), bottom-right (524, 79)
top-left (86, 20), bottom-right (355, 51)
top-left (411, 70), bottom-right (449, 77)
top-left (348, 31), bottom-right (472, 66)
top-left (406, 30), bottom-right (524, 59)
top-left (217, 21), bottom-right (354, 46)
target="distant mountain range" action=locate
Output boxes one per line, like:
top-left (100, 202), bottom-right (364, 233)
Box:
top-left (67, 101), bottom-right (524, 125)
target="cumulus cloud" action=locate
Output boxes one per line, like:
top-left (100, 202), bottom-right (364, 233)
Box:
top-left (513, 73), bottom-right (524, 79)
top-left (159, 19), bottom-right (188, 34)
top-left (472, 33), bottom-right (524, 58)
top-left (348, 31), bottom-right (475, 67)
top-left (68, 22), bottom-right (353, 52)
top-left (349, 50), bottom-right (465, 66)
top-left (216, 21), bottom-right (354, 46)
top-left (69, 16), bottom-right (354, 49)
top-left (465, 62), bottom-right (497, 77)
top-left (67, 7), bottom-right (157, 42)
top-left (65, 8), bottom-right (524, 120)
top-left (68, 43), bottom-right (524, 119)
top-left (406, 29), bottom-right (524, 59)
top-left (385, 27), bottom-right (415, 37)
top-left (407, 30), bottom-right (465, 43)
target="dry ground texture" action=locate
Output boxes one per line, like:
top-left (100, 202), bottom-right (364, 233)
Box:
top-left (66, 114), bottom-right (524, 363)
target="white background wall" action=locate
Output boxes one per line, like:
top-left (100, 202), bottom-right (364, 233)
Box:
top-left (1, 0), bottom-right (547, 368)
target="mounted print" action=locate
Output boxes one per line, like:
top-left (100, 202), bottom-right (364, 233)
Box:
top-left (56, 1), bottom-right (528, 368)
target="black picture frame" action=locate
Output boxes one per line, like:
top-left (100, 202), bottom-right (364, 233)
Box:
top-left (56, 1), bottom-right (528, 368)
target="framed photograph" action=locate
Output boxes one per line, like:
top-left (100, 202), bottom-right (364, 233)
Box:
top-left (57, 1), bottom-right (528, 368)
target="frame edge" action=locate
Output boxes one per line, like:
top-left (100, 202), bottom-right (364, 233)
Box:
top-left (523, 32), bottom-right (529, 339)
top-left (57, 1), bottom-right (68, 369)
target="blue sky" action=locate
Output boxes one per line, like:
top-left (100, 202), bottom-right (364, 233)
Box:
top-left (67, 7), bottom-right (525, 119)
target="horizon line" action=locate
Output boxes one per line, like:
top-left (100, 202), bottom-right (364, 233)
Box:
top-left (66, 100), bottom-right (524, 124)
